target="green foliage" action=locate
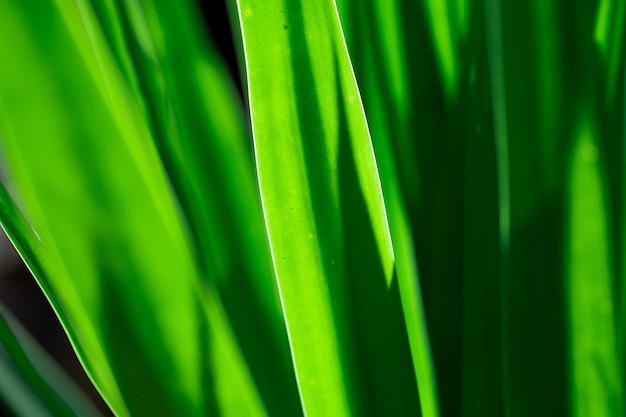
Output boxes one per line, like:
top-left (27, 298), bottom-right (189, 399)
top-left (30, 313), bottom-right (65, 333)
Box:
top-left (0, 0), bottom-right (624, 416)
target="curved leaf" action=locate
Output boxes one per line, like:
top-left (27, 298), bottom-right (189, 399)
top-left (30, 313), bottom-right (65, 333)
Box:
top-left (235, 0), bottom-right (420, 415)
top-left (0, 1), bottom-right (263, 415)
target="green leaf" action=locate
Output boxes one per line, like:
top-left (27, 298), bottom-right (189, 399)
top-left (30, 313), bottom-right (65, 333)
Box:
top-left (126, 0), bottom-right (300, 412)
top-left (567, 114), bottom-right (623, 417)
top-left (234, 0), bottom-right (419, 415)
top-left (486, 0), bottom-right (626, 415)
top-left (88, 0), bottom-right (301, 414)
top-left (337, 0), bottom-right (480, 415)
top-left (334, 0), bottom-right (450, 415)
top-left (0, 1), bottom-right (264, 415)
top-left (454, 3), bottom-right (506, 416)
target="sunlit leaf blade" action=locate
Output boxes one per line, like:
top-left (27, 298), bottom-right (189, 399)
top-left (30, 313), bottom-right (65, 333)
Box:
top-left (337, 0), bottom-right (479, 415)
top-left (399, 10), bottom-right (467, 417)
top-left (334, 0), bottom-right (441, 416)
top-left (595, 2), bottom-right (626, 374)
top-left (567, 115), bottom-right (623, 417)
top-left (0, 1), bottom-right (263, 415)
top-left (235, 0), bottom-right (420, 415)
top-left (91, 0), bottom-right (300, 414)
top-left (593, 0), bottom-right (626, 106)
top-left (423, 0), bottom-right (458, 99)
top-left (200, 290), bottom-right (267, 417)
top-left (595, 0), bottom-right (612, 51)
top-left (0, 181), bottom-right (116, 415)
top-left (0, 304), bottom-right (104, 417)
top-left (84, 0), bottom-right (145, 112)
top-left (0, 3), bottom-right (131, 413)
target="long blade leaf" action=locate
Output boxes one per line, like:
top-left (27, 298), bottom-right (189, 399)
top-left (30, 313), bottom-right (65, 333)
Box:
top-left (235, 0), bottom-right (420, 415)
top-left (0, 1), bottom-right (264, 415)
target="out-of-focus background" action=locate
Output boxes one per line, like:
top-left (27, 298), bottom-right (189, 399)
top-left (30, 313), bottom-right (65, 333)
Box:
top-left (0, 1), bottom-right (240, 415)
top-left (0, 232), bottom-right (114, 416)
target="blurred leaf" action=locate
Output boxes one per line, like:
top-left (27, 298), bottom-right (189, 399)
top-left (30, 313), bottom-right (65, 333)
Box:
top-left (0, 1), bottom-right (264, 416)
top-left (487, 0), bottom-right (626, 415)
top-left (0, 303), bottom-right (104, 417)
top-left (486, 0), bottom-right (569, 414)
top-left (456, 2), bottom-right (506, 416)
top-left (593, 0), bottom-right (626, 106)
top-left (103, 1), bottom-right (302, 414)
top-left (423, 0), bottom-right (459, 99)
top-left (567, 114), bottom-right (623, 417)
top-left (336, 0), bottom-right (476, 415)
top-left (334, 0), bottom-right (447, 415)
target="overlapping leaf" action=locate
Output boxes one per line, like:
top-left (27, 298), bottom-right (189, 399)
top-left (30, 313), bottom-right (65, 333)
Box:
top-left (339, 0), bottom-right (626, 416)
top-left (0, 1), bottom-right (264, 416)
top-left (86, 0), bottom-right (301, 414)
top-left (234, 0), bottom-right (419, 415)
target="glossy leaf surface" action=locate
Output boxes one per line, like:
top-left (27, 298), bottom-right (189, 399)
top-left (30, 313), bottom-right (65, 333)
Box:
top-left (235, 0), bottom-right (419, 415)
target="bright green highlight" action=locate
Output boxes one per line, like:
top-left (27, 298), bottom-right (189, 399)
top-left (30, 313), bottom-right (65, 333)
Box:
top-left (334, 0), bottom-right (441, 414)
top-left (0, 1), bottom-right (625, 417)
top-left (594, 0), bottom-right (611, 54)
top-left (425, 0), bottom-right (458, 98)
top-left (236, 0), bottom-right (418, 415)
top-left (369, 0), bottom-right (409, 113)
top-left (567, 116), bottom-right (624, 417)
